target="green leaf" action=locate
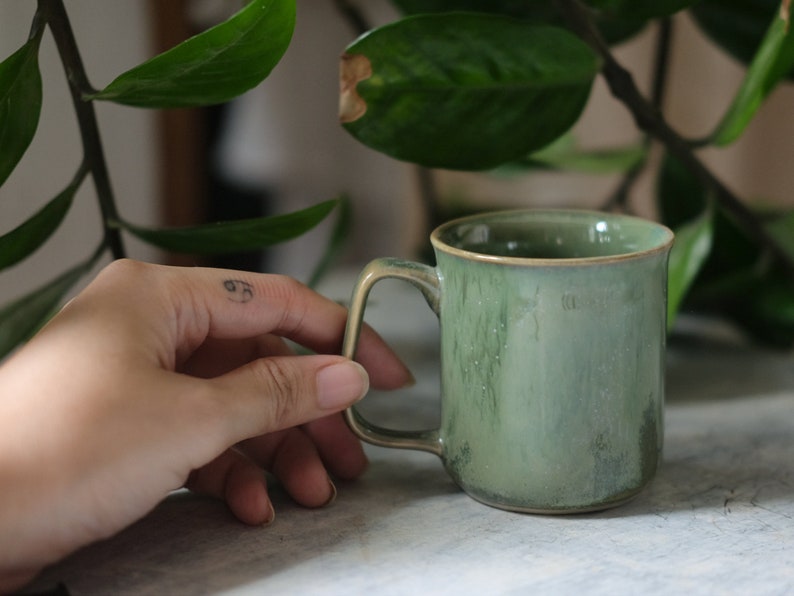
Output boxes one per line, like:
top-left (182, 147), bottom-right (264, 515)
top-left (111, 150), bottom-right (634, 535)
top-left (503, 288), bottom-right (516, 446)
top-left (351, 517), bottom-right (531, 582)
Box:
top-left (658, 151), bottom-right (757, 284)
top-left (667, 210), bottom-right (714, 330)
top-left (340, 13), bottom-right (599, 171)
top-left (738, 277), bottom-right (794, 347)
top-left (391, 0), bottom-right (559, 21)
top-left (0, 170), bottom-right (83, 271)
top-left (710, 0), bottom-right (794, 145)
top-left (0, 35), bottom-right (43, 186)
top-left (389, 0), bottom-right (647, 44)
top-left (0, 256), bottom-right (96, 360)
top-left (585, 0), bottom-right (698, 20)
top-left (92, 0), bottom-right (295, 108)
top-left (518, 134), bottom-right (646, 173)
top-left (115, 199), bottom-right (338, 255)
top-left (682, 266), bottom-right (794, 347)
top-left (657, 152), bottom-right (707, 228)
top-left (765, 210), bottom-right (794, 259)
top-left (657, 151), bottom-right (714, 328)
top-left (307, 195), bottom-right (352, 289)
top-left (692, 0), bottom-right (794, 78)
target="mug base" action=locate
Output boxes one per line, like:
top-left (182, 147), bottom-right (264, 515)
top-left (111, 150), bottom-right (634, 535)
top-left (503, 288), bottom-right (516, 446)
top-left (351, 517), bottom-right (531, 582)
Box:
top-left (466, 490), bottom-right (641, 515)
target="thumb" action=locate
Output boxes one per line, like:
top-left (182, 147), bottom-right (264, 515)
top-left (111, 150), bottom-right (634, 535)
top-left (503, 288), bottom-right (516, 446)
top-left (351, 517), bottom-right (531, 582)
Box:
top-left (206, 355), bottom-right (369, 442)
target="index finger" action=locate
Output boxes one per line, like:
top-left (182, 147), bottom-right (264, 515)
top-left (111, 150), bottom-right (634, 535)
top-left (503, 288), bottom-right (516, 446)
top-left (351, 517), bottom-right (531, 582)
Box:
top-left (164, 264), bottom-right (413, 390)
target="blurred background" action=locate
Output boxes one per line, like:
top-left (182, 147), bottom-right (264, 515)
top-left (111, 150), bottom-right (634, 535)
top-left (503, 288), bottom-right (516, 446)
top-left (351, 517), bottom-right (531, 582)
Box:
top-left (2, 0), bottom-right (794, 305)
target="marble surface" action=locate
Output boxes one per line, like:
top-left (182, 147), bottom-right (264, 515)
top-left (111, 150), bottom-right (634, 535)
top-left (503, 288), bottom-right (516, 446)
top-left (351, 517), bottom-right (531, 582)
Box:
top-left (25, 271), bottom-right (794, 596)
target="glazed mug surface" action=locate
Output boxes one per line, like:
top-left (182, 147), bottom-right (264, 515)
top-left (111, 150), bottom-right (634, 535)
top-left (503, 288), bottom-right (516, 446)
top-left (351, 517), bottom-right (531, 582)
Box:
top-left (343, 209), bottom-right (674, 513)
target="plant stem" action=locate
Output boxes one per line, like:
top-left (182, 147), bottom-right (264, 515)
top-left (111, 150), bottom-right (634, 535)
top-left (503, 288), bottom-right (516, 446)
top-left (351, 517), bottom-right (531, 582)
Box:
top-left (37, 0), bottom-right (125, 260)
top-left (331, 0), bottom-right (370, 36)
top-left (604, 18), bottom-right (673, 211)
top-left (558, 0), bottom-right (794, 280)
top-left (649, 18), bottom-right (673, 108)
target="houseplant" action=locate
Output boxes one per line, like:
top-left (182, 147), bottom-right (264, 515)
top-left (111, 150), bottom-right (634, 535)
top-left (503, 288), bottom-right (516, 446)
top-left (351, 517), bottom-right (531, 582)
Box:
top-left (0, 0), bottom-right (346, 359)
top-left (2, 0), bottom-right (793, 358)
top-left (335, 0), bottom-right (794, 346)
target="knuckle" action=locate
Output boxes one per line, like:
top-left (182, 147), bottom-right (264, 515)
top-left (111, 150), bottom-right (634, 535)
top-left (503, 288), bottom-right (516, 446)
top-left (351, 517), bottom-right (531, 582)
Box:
top-left (91, 259), bottom-right (165, 301)
top-left (252, 358), bottom-right (305, 426)
top-left (98, 258), bottom-right (151, 282)
top-left (270, 276), bottom-right (311, 335)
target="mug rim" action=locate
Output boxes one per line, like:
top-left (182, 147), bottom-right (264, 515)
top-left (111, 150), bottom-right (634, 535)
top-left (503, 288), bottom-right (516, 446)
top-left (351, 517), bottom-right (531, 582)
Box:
top-left (430, 208), bottom-right (675, 266)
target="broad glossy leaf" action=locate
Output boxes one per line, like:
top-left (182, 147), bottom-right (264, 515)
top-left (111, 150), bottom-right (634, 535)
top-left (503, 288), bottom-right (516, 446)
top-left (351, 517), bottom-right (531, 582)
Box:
top-left (341, 14), bottom-right (599, 170)
top-left (521, 134), bottom-right (645, 173)
top-left (719, 274), bottom-right (794, 347)
top-left (710, 1), bottom-right (794, 145)
top-left (596, 15), bottom-right (648, 45)
top-left (584, 0), bottom-right (698, 20)
top-left (765, 210), bottom-right (794, 259)
top-left (657, 150), bottom-right (712, 319)
top-left (0, 36), bottom-right (42, 186)
top-left (0, 257), bottom-right (95, 359)
top-left (658, 152), bottom-right (757, 283)
top-left (657, 152), bottom-right (706, 227)
top-left (390, 0), bottom-right (647, 44)
top-left (746, 278), bottom-right (794, 325)
top-left (656, 152), bottom-right (794, 344)
top-left (667, 210), bottom-right (714, 329)
top-left (692, 0), bottom-right (794, 80)
top-left (115, 199), bottom-right (337, 254)
top-left (391, 0), bottom-right (559, 21)
top-left (92, 0), bottom-right (295, 108)
top-left (0, 173), bottom-right (82, 271)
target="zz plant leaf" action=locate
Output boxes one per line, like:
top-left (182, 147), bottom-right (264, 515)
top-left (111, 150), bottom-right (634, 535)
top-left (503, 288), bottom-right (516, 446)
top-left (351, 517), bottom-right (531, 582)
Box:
top-left (391, 0), bottom-right (560, 21)
top-left (0, 34), bottom-right (43, 186)
top-left (518, 134), bottom-right (646, 173)
top-left (737, 276), bottom-right (794, 347)
top-left (710, 0), bottom-right (794, 145)
top-left (667, 210), bottom-right (714, 330)
top-left (764, 210), bottom-right (794, 260)
top-left (389, 0), bottom-right (647, 45)
top-left (658, 152), bottom-right (714, 328)
top-left (691, 0), bottom-right (794, 79)
top-left (584, 0), bottom-right (699, 19)
top-left (0, 170), bottom-right (83, 271)
top-left (0, 254), bottom-right (97, 360)
top-left (340, 13), bottom-right (600, 170)
top-left (114, 199), bottom-right (338, 255)
top-left (91, 0), bottom-right (295, 108)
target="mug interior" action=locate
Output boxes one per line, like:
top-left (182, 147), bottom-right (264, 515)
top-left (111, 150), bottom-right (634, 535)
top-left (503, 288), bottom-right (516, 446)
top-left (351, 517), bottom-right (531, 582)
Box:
top-left (433, 209), bottom-right (673, 262)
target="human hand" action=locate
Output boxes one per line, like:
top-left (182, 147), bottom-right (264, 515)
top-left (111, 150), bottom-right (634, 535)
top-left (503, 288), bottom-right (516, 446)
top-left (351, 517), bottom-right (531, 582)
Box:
top-left (0, 260), bottom-right (412, 590)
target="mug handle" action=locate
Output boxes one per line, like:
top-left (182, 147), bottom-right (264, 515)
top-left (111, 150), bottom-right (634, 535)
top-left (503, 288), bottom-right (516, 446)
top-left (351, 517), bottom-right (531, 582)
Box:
top-left (342, 258), bottom-right (442, 456)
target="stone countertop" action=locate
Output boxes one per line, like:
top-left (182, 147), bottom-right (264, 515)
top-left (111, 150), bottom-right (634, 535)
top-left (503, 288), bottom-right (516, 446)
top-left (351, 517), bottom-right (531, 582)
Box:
top-left (26, 270), bottom-right (794, 595)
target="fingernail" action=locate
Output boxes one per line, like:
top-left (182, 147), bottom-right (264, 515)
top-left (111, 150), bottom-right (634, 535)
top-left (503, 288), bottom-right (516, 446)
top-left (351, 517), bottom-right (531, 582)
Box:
top-left (403, 370), bottom-right (417, 388)
top-left (316, 361), bottom-right (369, 410)
top-left (324, 478), bottom-right (338, 507)
top-left (261, 502), bottom-right (275, 526)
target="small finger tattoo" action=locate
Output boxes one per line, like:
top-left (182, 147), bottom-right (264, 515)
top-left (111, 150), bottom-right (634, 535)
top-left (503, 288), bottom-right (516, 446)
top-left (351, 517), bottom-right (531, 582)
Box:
top-left (223, 279), bottom-right (254, 303)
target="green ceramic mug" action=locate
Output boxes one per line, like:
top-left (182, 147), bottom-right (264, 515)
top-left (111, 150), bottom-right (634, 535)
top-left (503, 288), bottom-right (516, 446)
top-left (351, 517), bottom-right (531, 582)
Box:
top-left (343, 209), bottom-right (674, 513)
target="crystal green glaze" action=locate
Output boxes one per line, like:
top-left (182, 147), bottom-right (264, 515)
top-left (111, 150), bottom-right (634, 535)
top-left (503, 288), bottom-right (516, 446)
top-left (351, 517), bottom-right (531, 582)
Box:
top-left (343, 209), bottom-right (674, 513)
